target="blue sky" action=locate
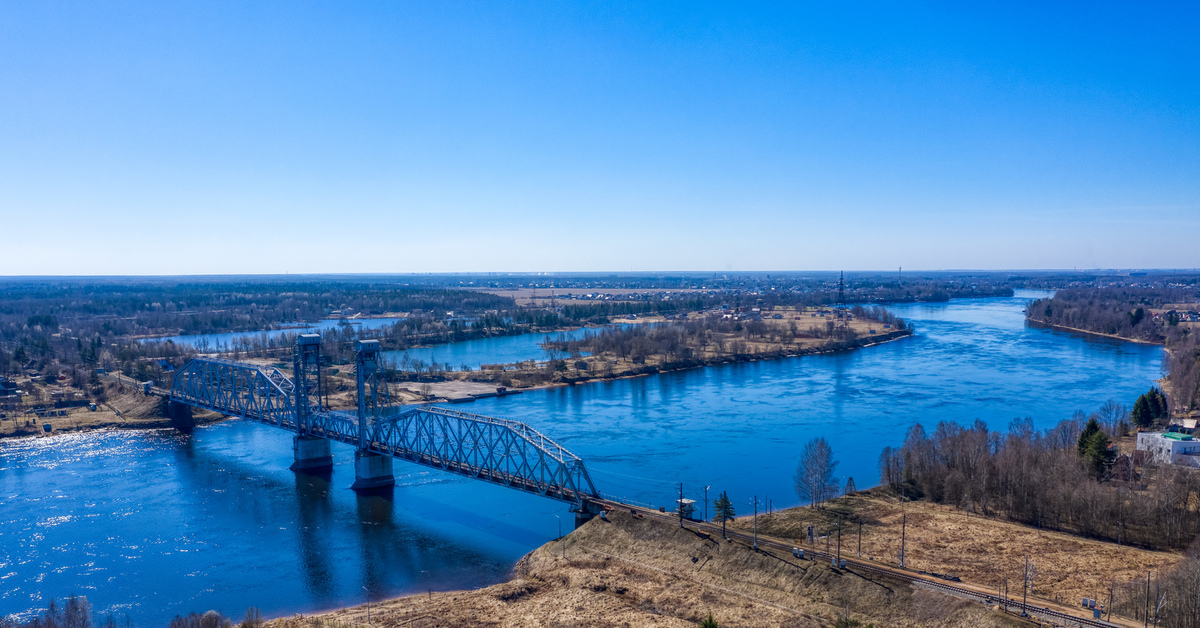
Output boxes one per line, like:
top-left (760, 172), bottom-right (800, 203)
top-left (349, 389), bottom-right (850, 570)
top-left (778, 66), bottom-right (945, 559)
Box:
top-left (1, 2), bottom-right (1196, 274)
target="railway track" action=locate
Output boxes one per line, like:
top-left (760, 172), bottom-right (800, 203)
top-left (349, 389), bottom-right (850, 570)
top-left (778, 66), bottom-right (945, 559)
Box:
top-left (594, 498), bottom-right (1125, 628)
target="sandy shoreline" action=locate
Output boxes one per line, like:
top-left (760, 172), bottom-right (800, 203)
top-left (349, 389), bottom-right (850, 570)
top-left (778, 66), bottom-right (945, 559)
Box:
top-left (1024, 318), bottom-right (1164, 345)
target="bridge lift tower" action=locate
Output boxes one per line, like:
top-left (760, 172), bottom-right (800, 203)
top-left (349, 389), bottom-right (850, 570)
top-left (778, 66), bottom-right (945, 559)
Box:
top-left (350, 339), bottom-right (395, 491)
top-left (288, 335), bottom-right (398, 491)
top-left (290, 334), bottom-right (333, 472)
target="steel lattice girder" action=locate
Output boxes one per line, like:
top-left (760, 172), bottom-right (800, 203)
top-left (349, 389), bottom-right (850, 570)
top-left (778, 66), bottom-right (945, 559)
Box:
top-left (362, 406), bottom-right (599, 505)
top-left (170, 359), bottom-right (599, 506)
top-left (170, 358), bottom-right (298, 430)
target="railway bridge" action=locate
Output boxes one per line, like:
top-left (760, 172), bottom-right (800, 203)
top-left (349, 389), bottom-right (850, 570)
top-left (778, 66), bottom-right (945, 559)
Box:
top-left (169, 335), bottom-right (603, 525)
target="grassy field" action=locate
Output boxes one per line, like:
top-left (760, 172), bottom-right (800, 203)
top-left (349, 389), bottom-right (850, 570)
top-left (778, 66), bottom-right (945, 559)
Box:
top-left (270, 510), bottom-right (1031, 628)
top-left (728, 489), bottom-right (1179, 612)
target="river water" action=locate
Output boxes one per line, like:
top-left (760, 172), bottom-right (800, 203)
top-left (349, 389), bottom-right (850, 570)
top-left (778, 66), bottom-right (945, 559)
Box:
top-left (0, 291), bottom-right (1163, 623)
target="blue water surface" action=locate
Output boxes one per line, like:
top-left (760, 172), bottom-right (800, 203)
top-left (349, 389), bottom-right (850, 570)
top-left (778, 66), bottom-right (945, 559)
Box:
top-left (0, 291), bottom-right (1164, 623)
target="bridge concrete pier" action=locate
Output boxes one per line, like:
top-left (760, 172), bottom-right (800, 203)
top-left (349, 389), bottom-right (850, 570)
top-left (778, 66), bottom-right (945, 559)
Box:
top-left (290, 436), bottom-right (334, 472)
top-left (573, 499), bottom-right (605, 529)
top-left (350, 451), bottom-right (395, 491)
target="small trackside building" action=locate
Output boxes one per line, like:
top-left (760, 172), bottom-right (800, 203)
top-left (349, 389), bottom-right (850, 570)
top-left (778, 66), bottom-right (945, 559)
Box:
top-left (1136, 431), bottom-right (1200, 467)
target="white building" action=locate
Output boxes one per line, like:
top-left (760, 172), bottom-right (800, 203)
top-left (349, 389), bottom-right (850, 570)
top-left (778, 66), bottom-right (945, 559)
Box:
top-left (1136, 432), bottom-right (1200, 467)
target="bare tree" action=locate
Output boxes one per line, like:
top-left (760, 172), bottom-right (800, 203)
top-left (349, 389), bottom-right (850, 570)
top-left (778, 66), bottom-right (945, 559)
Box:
top-left (878, 446), bottom-right (904, 486)
top-left (794, 437), bottom-right (839, 508)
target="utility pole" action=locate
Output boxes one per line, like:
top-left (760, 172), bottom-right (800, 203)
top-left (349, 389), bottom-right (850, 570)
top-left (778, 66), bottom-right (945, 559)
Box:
top-left (1023, 556), bottom-right (1029, 616)
top-left (900, 513), bottom-right (906, 568)
top-left (836, 516), bottom-right (842, 566)
top-left (555, 514), bottom-right (563, 558)
top-left (679, 483), bottom-right (684, 529)
top-left (752, 496), bottom-right (759, 550)
top-left (1108, 580), bottom-right (1114, 621)
top-left (704, 485), bottom-right (711, 523)
top-left (1154, 572), bottom-right (1160, 627)
top-left (857, 520), bottom-right (862, 557)
top-left (362, 586), bottom-right (371, 624)
top-left (1145, 571), bottom-right (1150, 628)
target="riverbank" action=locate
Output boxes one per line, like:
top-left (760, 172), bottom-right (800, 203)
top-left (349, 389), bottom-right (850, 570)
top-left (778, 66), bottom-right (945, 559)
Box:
top-left (1024, 318), bottom-right (1164, 345)
top-left (270, 509), bottom-right (1027, 628)
top-left (0, 384), bottom-right (222, 440)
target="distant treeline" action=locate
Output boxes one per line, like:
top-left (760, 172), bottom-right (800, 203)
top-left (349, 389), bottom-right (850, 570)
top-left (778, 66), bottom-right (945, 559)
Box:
top-left (0, 280), bottom-right (517, 377)
top-left (0, 280), bottom-right (515, 336)
top-left (879, 408), bottom-right (1200, 551)
top-left (1026, 287), bottom-right (1200, 413)
top-left (553, 281), bottom-right (1008, 324)
top-left (1010, 273), bottom-right (1200, 291)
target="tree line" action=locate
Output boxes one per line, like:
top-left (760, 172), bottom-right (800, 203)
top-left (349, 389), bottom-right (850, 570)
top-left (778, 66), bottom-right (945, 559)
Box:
top-left (878, 406), bottom-right (1200, 551)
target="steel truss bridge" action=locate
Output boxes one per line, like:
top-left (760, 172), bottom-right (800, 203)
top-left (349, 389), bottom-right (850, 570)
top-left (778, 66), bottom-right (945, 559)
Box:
top-left (169, 337), bottom-right (599, 510)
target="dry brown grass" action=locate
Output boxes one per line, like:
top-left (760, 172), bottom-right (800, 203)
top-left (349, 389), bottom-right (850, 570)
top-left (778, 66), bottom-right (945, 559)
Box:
top-left (273, 511), bottom-right (1031, 628)
top-left (730, 490), bottom-right (1180, 610)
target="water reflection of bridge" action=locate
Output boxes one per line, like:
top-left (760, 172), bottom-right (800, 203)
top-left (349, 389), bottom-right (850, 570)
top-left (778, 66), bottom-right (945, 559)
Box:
top-left (169, 336), bottom-right (603, 525)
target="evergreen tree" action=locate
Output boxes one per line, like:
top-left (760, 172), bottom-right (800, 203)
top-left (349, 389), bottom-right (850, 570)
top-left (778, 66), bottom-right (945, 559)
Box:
top-left (1131, 395), bottom-right (1153, 428)
top-left (1149, 388), bottom-right (1168, 419)
top-left (713, 491), bottom-right (735, 538)
top-left (1081, 430), bottom-right (1116, 478)
top-left (700, 613), bottom-right (720, 628)
top-left (1078, 417), bottom-right (1103, 456)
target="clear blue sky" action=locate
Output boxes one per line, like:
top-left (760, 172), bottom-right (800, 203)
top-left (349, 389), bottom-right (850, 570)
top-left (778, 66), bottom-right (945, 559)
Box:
top-left (1, 2), bottom-right (1196, 275)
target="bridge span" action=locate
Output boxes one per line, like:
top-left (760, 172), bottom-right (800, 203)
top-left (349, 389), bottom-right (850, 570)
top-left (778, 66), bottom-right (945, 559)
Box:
top-left (169, 335), bottom-right (603, 525)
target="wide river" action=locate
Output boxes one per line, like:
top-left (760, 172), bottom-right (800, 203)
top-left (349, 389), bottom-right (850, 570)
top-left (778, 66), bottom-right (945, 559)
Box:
top-left (0, 291), bottom-right (1164, 623)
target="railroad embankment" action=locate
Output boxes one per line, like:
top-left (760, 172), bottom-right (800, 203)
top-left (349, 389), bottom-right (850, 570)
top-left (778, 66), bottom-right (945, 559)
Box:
top-left (270, 510), bottom-right (1026, 628)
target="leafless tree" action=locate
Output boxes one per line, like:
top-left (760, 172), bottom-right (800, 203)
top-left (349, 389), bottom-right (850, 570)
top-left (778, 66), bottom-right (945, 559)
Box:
top-left (794, 437), bottom-right (839, 508)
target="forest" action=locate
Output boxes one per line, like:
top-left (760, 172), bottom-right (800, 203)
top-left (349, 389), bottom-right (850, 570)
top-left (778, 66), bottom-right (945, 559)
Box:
top-left (878, 406), bottom-right (1199, 552)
